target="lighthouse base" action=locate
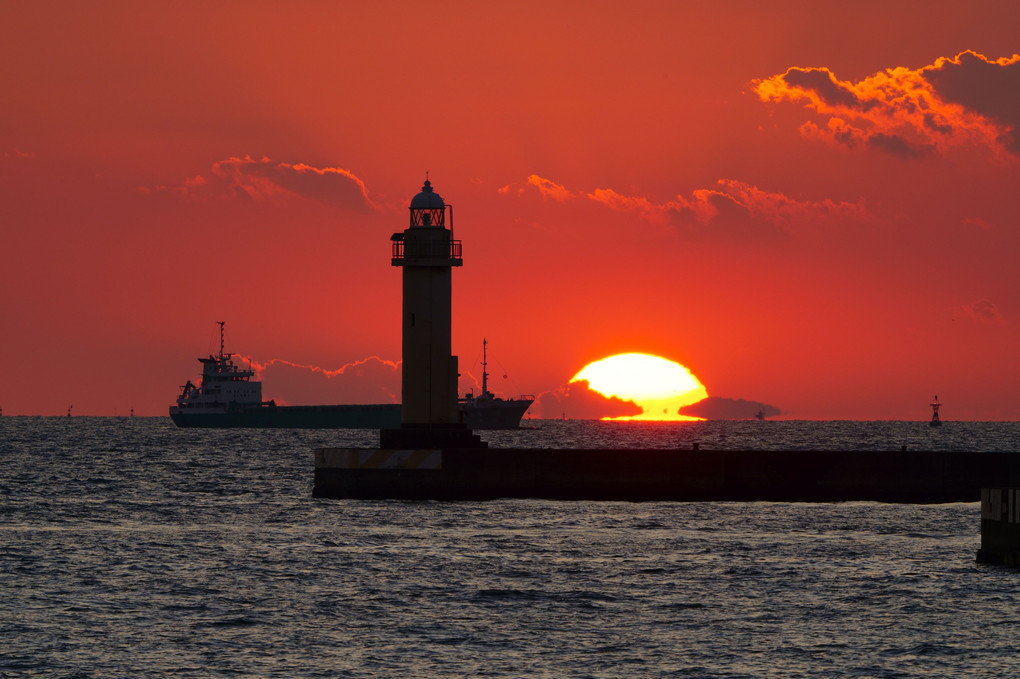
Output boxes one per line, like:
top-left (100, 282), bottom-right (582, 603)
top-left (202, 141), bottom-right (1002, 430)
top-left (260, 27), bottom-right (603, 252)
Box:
top-left (380, 424), bottom-right (487, 449)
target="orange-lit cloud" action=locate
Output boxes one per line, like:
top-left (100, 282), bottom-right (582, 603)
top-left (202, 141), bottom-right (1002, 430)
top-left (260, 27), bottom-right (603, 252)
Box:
top-left (593, 179), bottom-right (868, 236)
top-left (754, 51), bottom-right (1020, 160)
top-left (234, 355), bottom-right (400, 405)
top-left (146, 155), bottom-right (377, 209)
top-left (508, 175), bottom-right (868, 239)
top-left (498, 174), bottom-right (576, 202)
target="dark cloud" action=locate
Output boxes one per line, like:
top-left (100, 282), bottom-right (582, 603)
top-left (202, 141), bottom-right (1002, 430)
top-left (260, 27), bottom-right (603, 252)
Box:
top-left (865, 132), bottom-right (933, 159)
top-left (534, 380), bottom-right (642, 420)
top-left (274, 163), bottom-right (375, 208)
top-left (211, 156), bottom-right (375, 210)
top-left (825, 119), bottom-right (865, 148)
top-left (923, 51), bottom-right (1020, 153)
top-left (149, 155), bottom-right (377, 210)
top-left (666, 190), bottom-right (787, 242)
top-left (781, 67), bottom-right (867, 110)
top-left (956, 299), bottom-right (1005, 325)
top-left (922, 112), bottom-right (954, 136)
top-left (679, 397), bottom-right (781, 420)
top-left (756, 51), bottom-right (1020, 159)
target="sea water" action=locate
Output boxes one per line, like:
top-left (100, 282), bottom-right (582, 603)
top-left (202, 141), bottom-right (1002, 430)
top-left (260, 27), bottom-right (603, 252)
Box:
top-left (2, 417), bottom-right (1019, 678)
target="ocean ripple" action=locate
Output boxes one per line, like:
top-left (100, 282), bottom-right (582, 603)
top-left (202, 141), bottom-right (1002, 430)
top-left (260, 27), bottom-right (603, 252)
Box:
top-left (1, 417), bottom-right (1018, 677)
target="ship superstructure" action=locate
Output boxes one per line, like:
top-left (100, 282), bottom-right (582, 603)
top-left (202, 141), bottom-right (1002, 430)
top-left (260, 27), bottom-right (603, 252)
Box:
top-left (171, 322), bottom-right (263, 416)
top-left (459, 338), bottom-right (534, 429)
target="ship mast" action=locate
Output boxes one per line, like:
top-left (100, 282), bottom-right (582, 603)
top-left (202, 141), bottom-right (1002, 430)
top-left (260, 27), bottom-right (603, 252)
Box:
top-left (217, 320), bottom-right (226, 359)
top-left (482, 338), bottom-right (488, 396)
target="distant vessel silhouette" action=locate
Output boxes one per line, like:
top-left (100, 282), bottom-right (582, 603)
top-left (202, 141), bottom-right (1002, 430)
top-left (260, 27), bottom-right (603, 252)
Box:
top-left (458, 338), bottom-right (535, 429)
top-left (930, 395), bottom-right (942, 427)
top-left (169, 323), bottom-right (532, 429)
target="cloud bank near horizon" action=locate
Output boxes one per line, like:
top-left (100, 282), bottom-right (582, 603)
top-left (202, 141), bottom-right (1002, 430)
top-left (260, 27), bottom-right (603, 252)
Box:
top-left (533, 380), bottom-right (643, 420)
top-left (233, 355), bottom-right (400, 406)
top-left (679, 397), bottom-right (782, 420)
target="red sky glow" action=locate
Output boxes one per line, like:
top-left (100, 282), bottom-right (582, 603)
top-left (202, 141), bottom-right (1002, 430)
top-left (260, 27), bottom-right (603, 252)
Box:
top-left (2, 1), bottom-right (1018, 420)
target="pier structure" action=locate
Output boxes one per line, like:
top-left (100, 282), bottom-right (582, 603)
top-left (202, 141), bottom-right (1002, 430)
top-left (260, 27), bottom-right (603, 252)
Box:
top-left (315, 445), bottom-right (1020, 502)
top-left (313, 180), bottom-right (1019, 503)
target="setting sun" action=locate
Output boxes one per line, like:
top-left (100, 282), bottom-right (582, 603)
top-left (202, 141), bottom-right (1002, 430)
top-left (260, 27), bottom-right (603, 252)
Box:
top-left (571, 353), bottom-right (708, 421)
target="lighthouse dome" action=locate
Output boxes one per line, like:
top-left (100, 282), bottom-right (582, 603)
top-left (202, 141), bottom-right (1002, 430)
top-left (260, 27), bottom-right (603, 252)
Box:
top-left (410, 180), bottom-right (445, 209)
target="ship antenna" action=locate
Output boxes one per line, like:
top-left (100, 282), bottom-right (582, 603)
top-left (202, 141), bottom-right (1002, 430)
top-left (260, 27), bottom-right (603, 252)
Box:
top-left (217, 321), bottom-right (225, 359)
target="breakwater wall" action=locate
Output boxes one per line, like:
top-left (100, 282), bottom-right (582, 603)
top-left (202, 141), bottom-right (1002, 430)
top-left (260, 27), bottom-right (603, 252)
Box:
top-left (313, 447), bottom-right (1020, 502)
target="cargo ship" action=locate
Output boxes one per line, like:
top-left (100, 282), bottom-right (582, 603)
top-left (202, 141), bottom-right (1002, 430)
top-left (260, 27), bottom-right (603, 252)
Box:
top-left (169, 323), bottom-right (532, 429)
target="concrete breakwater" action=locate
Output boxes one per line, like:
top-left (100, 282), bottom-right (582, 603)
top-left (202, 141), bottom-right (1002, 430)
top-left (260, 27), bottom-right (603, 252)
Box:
top-left (313, 447), bottom-right (1020, 502)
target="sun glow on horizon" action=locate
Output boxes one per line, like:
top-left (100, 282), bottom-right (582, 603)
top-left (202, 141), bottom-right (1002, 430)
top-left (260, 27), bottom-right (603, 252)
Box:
top-left (571, 353), bottom-right (708, 421)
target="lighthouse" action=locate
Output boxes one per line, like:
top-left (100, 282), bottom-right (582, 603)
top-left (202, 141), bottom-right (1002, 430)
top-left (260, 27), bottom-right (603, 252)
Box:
top-left (380, 179), bottom-right (485, 449)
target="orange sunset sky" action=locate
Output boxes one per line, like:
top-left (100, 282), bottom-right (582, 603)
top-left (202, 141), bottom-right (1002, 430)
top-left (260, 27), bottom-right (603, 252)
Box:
top-left (2, 1), bottom-right (1018, 420)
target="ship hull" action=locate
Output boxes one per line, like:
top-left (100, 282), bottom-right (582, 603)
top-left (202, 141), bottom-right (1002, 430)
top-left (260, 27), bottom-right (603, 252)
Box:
top-left (170, 404), bottom-right (401, 429)
top-left (461, 400), bottom-right (533, 429)
top-left (170, 400), bottom-right (532, 429)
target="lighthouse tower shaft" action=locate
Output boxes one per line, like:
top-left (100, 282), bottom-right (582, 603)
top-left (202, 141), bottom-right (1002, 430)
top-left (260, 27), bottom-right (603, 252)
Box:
top-left (381, 180), bottom-right (484, 449)
top-left (392, 227), bottom-right (461, 423)
top-left (389, 180), bottom-right (463, 427)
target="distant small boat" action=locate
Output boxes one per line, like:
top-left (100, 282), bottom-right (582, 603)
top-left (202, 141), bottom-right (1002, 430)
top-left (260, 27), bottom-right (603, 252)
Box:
top-left (930, 395), bottom-right (942, 427)
top-left (755, 404), bottom-right (766, 421)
